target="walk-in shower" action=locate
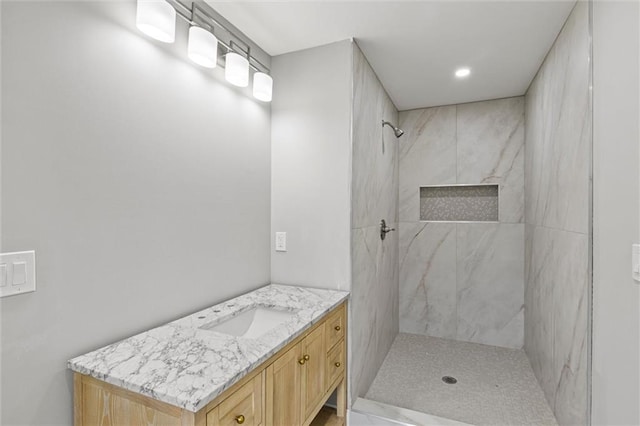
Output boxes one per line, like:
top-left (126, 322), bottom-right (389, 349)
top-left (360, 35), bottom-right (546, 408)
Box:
top-left (350, 2), bottom-right (592, 424)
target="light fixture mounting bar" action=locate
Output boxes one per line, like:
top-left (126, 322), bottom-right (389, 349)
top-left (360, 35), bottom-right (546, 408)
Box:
top-left (166, 0), bottom-right (270, 74)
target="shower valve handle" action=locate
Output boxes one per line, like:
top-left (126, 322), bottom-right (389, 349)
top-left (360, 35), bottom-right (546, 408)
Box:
top-left (380, 219), bottom-right (395, 241)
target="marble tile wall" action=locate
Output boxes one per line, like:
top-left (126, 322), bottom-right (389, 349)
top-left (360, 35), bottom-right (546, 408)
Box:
top-left (398, 97), bottom-right (525, 349)
top-left (524, 2), bottom-right (591, 425)
top-left (350, 42), bottom-right (399, 402)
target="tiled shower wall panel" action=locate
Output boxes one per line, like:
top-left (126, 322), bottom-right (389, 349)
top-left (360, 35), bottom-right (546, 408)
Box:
top-left (398, 97), bottom-right (525, 349)
top-left (524, 2), bottom-right (590, 425)
top-left (350, 42), bottom-right (399, 402)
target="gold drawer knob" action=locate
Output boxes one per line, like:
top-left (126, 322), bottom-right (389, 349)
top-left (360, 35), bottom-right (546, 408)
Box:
top-left (334, 325), bottom-right (341, 331)
top-left (235, 414), bottom-right (245, 424)
top-left (298, 358), bottom-right (306, 365)
top-left (334, 362), bottom-right (341, 368)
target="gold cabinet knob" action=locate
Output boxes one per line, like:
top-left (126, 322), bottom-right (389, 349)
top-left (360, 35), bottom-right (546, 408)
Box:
top-left (334, 325), bottom-right (341, 331)
top-left (235, 414), bottom-right (245, 424)
top-left (334, 362), bottom-right (341, 368)
top-left (298, 354), bottom-right (310, 364)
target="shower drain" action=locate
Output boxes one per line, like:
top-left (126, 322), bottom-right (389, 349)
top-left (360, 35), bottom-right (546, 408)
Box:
top-left (442, 376), bottom-right (457, 384)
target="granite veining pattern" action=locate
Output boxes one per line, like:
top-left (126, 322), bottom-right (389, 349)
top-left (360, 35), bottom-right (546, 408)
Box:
top-left (457, 97), bottom-right (525, 223)
top-left (525, 3), bottom-right (590, 235)
top-left (350, 41), bottom-right (399, 403)
top-left (352, 44), bottom-right (399, 230)
top-left (399, 106), bottom-right (456, 222)
top-left (399, 222), bottom-right (524, 348)
top-left (456, 223), bottom-right (524, 348)
top-left (399, 222), bottom-right (457, 339)
top-left (398, 97), bottom-right (525, 349)
top-left (68, 284), bottom-right (348, 412)
top-left (524, 3), bottom-right (590, 425)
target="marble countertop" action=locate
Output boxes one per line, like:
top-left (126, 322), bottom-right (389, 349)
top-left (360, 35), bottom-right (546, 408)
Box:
top-left (68, 284), bottom-right (349, 412)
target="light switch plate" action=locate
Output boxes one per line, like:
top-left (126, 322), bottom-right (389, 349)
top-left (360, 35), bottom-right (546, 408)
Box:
top-left (0, 251), bottom-right (36, 298)
top-left (633, 244), bottom-right (640, 283)
top-left (12, 262), bottom-right (27, 285)
top-left (0, 264), bottom-right (7, 287)
top-left (275, 232), bottom-right (287, 252)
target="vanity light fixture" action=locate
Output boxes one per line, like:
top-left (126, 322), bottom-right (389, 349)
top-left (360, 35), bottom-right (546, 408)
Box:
top-left (136, 0), bottom-right (176, 43)
top-left (225, 50), bottom-right (250, 87)
top-left (253, 72), bottom-right (273, 102)
top-left (455, 67), bottom-right (471, 78)
top-left (188, 26), bottom-right (218, 68)
top-left (135, 0), bottom-right (273, 102)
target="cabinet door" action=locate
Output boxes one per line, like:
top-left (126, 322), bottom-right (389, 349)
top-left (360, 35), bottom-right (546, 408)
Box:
top-left (207, 374), bottom-right (263, 426)
top-left (265, 343), bottom-right (301, 426)
top-left (300, 324), bottom-right (326, 421)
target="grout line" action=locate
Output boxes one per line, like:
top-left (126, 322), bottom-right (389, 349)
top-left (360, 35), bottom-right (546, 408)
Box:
top-left (455, 105), bottom-right (459, 183)
top-left (454, 222), bottom-right (459, 338)
top-left (524, 222), bottom-right (589, 237)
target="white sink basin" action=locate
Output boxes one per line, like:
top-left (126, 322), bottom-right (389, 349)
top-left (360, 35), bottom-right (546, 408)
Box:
top-left (200, 307), bottom-right (297, 339)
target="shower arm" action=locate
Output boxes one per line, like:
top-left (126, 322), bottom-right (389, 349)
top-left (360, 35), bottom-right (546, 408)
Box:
top-left (382, 120), bottom-right (405, 138)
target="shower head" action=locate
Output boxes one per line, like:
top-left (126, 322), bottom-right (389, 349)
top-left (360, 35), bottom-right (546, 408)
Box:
top-left (382, 120), bottom-right (404, 138)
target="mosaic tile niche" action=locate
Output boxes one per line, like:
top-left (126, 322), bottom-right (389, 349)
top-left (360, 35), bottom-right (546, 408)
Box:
top-left (420, 184), bottom-right (499, 222)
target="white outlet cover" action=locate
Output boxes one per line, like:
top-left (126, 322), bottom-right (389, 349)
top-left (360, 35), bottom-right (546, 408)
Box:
top-left (275, 232), bottom-right (287, 252)
top-left (0, 251), bottom-right (36, 298)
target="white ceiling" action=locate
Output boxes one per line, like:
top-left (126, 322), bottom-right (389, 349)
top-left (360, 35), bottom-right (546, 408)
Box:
top-left (207, 1), bottom-right (576, 110)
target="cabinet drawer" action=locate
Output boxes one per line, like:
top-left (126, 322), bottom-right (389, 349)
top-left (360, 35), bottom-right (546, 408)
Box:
top-left (325, 306), bottom-right (345, 351)
top-left (326, 340), bottom-right (345, 389)
top-left (207, 374), bottom-right (263, 426)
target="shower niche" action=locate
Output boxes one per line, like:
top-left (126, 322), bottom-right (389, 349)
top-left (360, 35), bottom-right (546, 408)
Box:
top-left (419, 184), bottom-right (499, 222)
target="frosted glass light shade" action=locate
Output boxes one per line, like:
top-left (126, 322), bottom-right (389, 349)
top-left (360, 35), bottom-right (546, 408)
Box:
top-left (253, 72), bottom-right (273, 102)
top-left (136, 0), bottom-right (176, 43)
top-left (225, 52), bottom-right (249, 87)
top-left (188, 27), bottom-right (218, 68)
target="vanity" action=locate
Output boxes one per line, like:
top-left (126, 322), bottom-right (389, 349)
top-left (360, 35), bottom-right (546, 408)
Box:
top-left (68, 284), bottom-right (349, 426)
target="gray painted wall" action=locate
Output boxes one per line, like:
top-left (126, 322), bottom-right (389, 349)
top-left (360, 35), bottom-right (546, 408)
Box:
top-left (592, 2), bottom-right (640, 424)
top-left (270, 40), bottom-right (352, 291)
top-left (524, 3), bottom-right (591, 425)
top-left (349, 42), bottom-right (399, 401)
top-left (0, 2), bottom-right (271, 424)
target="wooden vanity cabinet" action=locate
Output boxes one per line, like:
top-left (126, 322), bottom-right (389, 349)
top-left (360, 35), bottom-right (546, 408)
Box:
top-left (326, 341), bottom-right (345, 390)
top-left (265, 343), bottom-right (302, 425)
top-left (73, 302), bottom-right (347, 426)
top-left (300, 324), bottom-right (326, 421)
top-left (325, 308), bottom-right (345, 350)
top-left (265, 322), bottom-right (329, 426)
top-left (206, 373), bottom-right (263, 426)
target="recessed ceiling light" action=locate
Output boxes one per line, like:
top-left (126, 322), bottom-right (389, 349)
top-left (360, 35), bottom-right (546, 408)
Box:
top-left (455, 67), bottom-right (471, 78)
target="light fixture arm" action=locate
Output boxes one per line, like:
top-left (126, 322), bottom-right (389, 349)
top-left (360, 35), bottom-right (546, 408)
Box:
top-left (228, 40), bottom-right (249, 59)
top-left (167, 0), bottom-right (270, 75)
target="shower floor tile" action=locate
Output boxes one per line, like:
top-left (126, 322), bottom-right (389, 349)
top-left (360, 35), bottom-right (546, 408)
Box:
top-left (365, 333), bottom-right (558, 426)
